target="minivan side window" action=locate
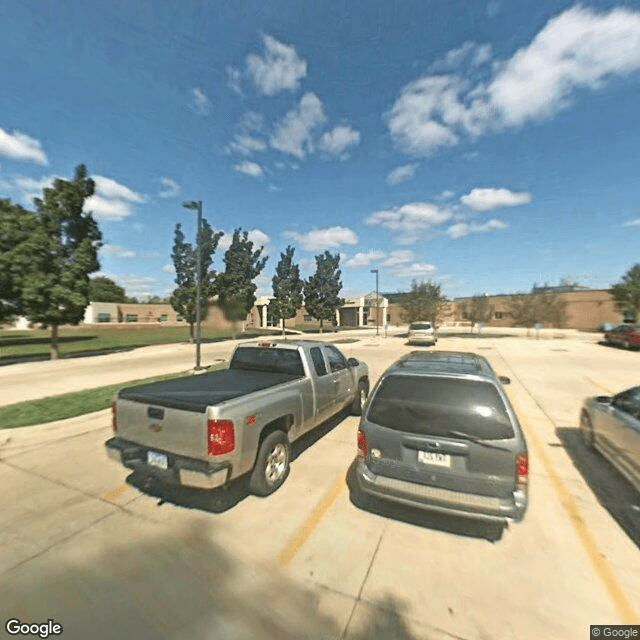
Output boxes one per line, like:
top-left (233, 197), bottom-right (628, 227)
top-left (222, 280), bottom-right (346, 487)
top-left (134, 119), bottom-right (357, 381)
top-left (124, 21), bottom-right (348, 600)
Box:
top-left (324, 345), bottom-right (348, 372)
top-left (310, 347), bottom-right (328, 376)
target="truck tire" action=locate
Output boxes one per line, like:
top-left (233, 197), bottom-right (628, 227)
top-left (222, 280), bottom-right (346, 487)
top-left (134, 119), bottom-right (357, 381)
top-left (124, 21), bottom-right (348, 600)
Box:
top-left (249, 431), bottom-right (291, 496)
top-left (350, 380), bottom-right (368, 416)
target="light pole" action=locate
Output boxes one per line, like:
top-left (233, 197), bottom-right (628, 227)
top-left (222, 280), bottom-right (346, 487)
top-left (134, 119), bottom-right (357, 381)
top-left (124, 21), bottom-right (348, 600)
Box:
top-left (370, 269), bottom-right (379, 336)
top-left (183, 200), bottom-right (204, 370)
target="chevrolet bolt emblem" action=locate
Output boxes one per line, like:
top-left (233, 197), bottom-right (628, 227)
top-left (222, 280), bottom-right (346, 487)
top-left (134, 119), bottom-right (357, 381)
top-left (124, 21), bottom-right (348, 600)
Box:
top-left (149, 423), bottom-right (162, 433)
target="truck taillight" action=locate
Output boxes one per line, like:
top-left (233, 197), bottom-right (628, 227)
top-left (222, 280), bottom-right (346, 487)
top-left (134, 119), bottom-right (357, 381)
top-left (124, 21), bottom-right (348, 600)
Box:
top-left (357, 429), bottom-right (367, 458)
top-left (516, 453), bottom-right (528, 487)
top-left (111, 402), bottom-right (117, 433)
top-left (207, 420), bottom-right (235, 456)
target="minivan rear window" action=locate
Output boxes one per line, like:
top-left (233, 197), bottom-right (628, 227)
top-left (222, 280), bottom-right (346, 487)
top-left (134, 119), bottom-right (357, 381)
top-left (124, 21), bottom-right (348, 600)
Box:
top-left (366, 375), bottom-right (514, 440)
top-left (409, 323), bottom-right (432, 330)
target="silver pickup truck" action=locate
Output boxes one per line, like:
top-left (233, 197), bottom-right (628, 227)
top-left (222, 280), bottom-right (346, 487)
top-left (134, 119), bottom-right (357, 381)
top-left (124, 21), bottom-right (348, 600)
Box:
top-left (106, 340), bottom-right (369, 496)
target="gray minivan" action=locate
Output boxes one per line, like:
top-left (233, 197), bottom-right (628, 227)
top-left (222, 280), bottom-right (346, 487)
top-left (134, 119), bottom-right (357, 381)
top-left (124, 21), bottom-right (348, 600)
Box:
top-left (351, 351), bottom-right (528, 534)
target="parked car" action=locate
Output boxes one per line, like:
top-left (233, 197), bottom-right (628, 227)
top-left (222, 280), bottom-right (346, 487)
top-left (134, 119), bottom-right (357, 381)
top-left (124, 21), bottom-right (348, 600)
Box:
top-left (580, 386), bottom-right (640, 493)
top-left (604, 324), bottom-right (640, 350)
top-left (106, 341), bottom-right (369, 496)
top-left (350, 351), bottom-right (528, 538)
top-left (407, 321), bottom-right (437, 346)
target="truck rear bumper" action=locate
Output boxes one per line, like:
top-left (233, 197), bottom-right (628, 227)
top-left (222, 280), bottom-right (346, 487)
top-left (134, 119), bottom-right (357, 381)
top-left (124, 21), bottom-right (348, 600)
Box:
top-left (105, 437), bottom-right (232, 490)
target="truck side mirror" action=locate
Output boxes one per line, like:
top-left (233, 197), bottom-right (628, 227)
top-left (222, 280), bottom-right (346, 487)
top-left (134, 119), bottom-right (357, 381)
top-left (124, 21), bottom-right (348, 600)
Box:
top-left (347, 357), bottom-right (359, 367)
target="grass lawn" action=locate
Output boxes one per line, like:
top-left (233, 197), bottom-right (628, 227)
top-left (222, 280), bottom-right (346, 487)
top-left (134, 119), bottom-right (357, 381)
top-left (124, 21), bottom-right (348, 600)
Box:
top-left (0, 363), bottom-right (226, 429)
top-left (0, 325), bottom-right (273, 363)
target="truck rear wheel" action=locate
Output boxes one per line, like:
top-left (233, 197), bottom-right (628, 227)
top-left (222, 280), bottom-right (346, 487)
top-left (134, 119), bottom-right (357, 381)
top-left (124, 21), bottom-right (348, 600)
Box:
top-left (350, 380), bottom-right (368, 416)
top-left (250, 431), bottom-right (291, 496)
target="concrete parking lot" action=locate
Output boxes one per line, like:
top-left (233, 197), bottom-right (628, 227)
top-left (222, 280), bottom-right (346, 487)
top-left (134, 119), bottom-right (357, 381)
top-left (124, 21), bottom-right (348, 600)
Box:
top-left (0, 331), bottom-right (639, 639)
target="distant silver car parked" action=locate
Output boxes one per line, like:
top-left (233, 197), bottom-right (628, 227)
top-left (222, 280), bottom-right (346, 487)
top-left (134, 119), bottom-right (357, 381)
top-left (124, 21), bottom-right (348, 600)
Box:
top-left (407, 321), bottom-right (437, 346)
top-left (350, 351), bottom-right (528, 539)
top-left (580, 386), bottom-right (640, 493)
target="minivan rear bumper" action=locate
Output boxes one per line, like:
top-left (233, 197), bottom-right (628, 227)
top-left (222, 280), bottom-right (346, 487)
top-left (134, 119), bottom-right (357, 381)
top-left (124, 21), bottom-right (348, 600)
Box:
top-left (353, 459), bottom-right (527, 524)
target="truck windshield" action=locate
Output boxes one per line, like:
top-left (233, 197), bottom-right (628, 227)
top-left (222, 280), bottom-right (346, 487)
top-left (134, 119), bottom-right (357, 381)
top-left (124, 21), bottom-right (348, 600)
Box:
top-left (230, 347), bottom-right (305, 376)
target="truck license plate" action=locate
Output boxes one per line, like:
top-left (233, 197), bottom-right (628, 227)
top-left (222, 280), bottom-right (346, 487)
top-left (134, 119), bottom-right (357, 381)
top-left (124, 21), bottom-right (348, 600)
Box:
top-left (418, 451), bottom-right (451, 467)
top-left (147, 451), bottom-right (168, 470)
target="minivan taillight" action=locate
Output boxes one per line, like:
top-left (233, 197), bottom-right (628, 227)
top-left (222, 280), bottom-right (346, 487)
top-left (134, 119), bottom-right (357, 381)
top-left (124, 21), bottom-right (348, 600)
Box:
top-left (516, 453), bottom-right (528, 487)
top-left (111, 402), bottom-right (117, 433)
top-left (207, 420), bottom-right (235, 456)
top-left (357, 429), bottom-right (367, 458)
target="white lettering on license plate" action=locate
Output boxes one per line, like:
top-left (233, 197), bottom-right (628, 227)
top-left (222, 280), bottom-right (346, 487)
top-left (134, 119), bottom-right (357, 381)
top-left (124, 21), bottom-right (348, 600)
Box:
top-left (418, 451), bottom-right (451, 467)
top-left (147, 451), bottom-right (168, 470)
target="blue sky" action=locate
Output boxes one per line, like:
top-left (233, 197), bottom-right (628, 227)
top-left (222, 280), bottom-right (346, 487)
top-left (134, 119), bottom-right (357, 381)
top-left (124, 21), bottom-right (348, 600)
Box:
top-left (1, 0), bottom-right (640, 300)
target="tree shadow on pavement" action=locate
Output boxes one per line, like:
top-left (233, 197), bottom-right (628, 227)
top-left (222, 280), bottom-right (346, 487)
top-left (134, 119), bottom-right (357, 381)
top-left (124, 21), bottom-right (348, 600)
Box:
top-left (556, 426), bottom-right (640, 549)
top-left (0, 519), bottom-right (450, 640)
top-left (125, 411), bottom-right (349, 514)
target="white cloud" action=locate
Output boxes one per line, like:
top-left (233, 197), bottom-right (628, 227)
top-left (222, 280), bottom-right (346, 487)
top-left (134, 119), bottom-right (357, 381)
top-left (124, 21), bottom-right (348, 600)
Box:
top-left (387, 5), bottom-right (640, 155)
top-left (365, 202), bottom-right (452, 244)
top-left (446, 218), bottom-right (508, 238)
top-left (246, 34), bottom-right (307, 96)
top-left (0, 128), bottom-right (48, 165)
top-left (190, 88), bottom-right (211, 117)
top-left (100, 244), bottom-right (137, 258)
top-left (460, 187), bottom-right (532, 212)
top-left (227, 134), bottom-right (267, 156)
top-left (284, 226), bottom-right (358, 251)
top-left (161, 264), bottom-right (176, 275)
top-left (84, 195), bottom-right (134, 221)
top-left (158, 177), bottom-right (180, 199)
top-left (438, 189), bottom-right (455, 200)
top-left (391, 262), bottom-right (438, 278)
top-left (12, 175), bottom-right (57, 203)
top-left (93, 176), bottom-right (145, 203)
top-left (623, 219), bottom-right (640, 227)
top-left (344, 251), bottom-right (386, 268)
top-left (218, 228), bottom-right (270, 251)
top-left (319, 125), bottom-right (361, 160)
top-left (386, 163), bottom-right (418, 186)
top-left (234, 161), bottom-right (264, 179)
top-left (381, 250), bottom-right (414, 268)
top-left (428, 42), bottom-right (492, 73)
top-left (241, 111), bottom-right (265, 132)
top-left (227, 66), bottom-right (243, 95)
top-left (270, 92), bottom-right (326, 158)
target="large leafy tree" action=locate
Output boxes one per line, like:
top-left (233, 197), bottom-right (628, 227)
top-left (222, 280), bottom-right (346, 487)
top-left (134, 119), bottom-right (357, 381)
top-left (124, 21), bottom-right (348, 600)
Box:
top-left (303, 251), bottom-right (344, 334)
top-left (610, 264), bottom-right (640, 322)
top-left (170, 220), bottom-right (223, 342)
top-left (89, 276), bottom-right (127, 302)
top-left (507, 289), bottom-right (568, 329)
top-left (20, 165), bottom-right (102, 359)
top-left (216, 229), bottom-right (267, 339)
top-left (270, 245), bottom-right (303, 336)
top-left (461, 294), bottom-right (494, 330)
top-left (0, 199), bottom-right (38, 322)
top-left (400, 280), bottom-right (448, 326)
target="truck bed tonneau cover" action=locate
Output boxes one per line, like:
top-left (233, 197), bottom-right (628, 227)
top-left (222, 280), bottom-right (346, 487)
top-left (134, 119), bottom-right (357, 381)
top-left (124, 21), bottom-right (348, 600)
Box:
top-left (117, 369), bottom-right (303, 413)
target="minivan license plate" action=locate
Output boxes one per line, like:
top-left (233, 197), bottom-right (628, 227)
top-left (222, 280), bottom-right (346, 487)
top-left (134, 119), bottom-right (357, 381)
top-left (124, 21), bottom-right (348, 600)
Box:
top-left (418, 451), bottom-right (451, 467)
top-left (147, 451), bottom-right (168, 470)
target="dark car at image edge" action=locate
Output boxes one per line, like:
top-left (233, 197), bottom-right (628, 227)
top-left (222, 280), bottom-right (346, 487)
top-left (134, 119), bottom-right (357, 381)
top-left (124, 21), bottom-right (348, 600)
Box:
top-left (350, 351), bottom-right (528, 538)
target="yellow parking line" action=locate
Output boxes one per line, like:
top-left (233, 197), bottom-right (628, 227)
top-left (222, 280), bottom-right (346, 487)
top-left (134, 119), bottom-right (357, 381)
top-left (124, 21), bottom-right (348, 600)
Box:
top-left (508, 391), bottom-right (639, 624)
top-left (102, 484), bottom-right (131, 502)
top-left (584, 376), bottom-right (615, 395)
top-left (277, 474), bottom-right (346, 568)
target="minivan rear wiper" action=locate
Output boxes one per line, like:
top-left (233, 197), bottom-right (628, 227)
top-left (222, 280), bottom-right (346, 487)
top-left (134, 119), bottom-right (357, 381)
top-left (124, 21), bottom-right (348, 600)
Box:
top-left (446, 430), bottom-right (510, 451)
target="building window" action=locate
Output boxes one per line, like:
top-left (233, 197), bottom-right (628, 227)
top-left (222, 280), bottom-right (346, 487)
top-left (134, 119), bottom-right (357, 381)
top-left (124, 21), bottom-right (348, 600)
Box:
top-left (304, 315), bottom-right (316, 323)
top-left (177, 315), bottom-right (185, 322)
top-left (462, 312), bottom-right (469, 320)
top-left (125, 314), bottom-right (138, 323)
top-left (160, 314), bottom-right (168, 322)
top-left (494, 311), bottom-right (505, 319)
top-left (97, 313), bottom-right (111, 323)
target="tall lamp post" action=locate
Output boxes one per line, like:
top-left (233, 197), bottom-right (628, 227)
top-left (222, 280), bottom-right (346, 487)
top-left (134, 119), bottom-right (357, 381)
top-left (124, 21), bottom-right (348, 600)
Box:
top-left (370, 269), bottom-right (379, 336)
top-left (183, 200), bottom-right (204, 370)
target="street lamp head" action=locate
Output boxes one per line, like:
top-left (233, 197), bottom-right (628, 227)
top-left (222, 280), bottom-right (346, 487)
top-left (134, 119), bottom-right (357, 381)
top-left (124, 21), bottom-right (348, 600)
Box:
top-left (182, 200), bottom-right (200, 210)
top-left (370, 269), bottom-right (378, 274)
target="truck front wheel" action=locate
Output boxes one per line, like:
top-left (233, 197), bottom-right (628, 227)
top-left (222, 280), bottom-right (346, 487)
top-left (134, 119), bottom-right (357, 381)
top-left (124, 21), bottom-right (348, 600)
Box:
top-left (250, 431), bottom-right (291, 496)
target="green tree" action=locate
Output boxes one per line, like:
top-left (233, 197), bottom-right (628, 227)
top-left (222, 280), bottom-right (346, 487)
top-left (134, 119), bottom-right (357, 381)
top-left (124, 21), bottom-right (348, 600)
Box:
top-left (0, 200), bottom-right (38, 322)
top-left (610, 264), bottom-right (640, 322)
top-left (303, 251), bottom-right (344, 334)
top-left (170, 220), bottom-right (223, 342)
top-left (400, 280), bottom-right (448, 327)
top-left (216, 229), bottom-right (268, 339)
top-left (20, 165), bottom-right (102, 359)
top-left (461, 294), bottom-right (494, 330)
top-left (270, 245), bottom-right (303, 336)
top-left (507, 289), bottom-right (568, 330)
top-left (89, 276), bottom-right (127, 302)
